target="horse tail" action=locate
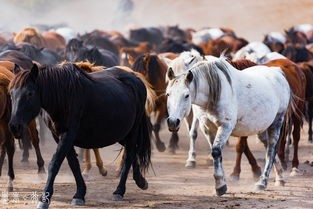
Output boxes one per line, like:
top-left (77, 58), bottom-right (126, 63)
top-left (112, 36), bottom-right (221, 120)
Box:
top-left (136, 111), bottom-right (152, 174)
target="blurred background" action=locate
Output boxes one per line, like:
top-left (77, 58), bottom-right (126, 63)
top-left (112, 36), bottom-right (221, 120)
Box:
top-left (1, 0), bottom-right (313, 41)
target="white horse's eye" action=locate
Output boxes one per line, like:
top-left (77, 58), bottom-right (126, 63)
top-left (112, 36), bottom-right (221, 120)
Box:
top-left (185, 94), bottom-right (189, 99)
top-left (166, 93), bottom-right (170, 97)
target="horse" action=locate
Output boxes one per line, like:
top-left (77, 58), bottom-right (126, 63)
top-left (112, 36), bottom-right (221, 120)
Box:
top-left (13, 27), bottom-right (46, 49)
top-left (0, 64), bottom-right (45, 192)
top-left (16, 43), bottom-right (61, 65)
top-left (281, 43), bottom-right (313, 62)
top-left (0, 50), bottom-right (34, 69)
top-left (41, 31), bottom-right (66, 52)
top-left (131, 53), bottom-right (181, 152)
top-left (298, 61), bottom-right (313, 143)
top-left (65, 38), bottom-right (119, 67)
top-left (129, 27), bottom-right (164, 47)
top-left (8, 62), bottom-right (154, 208)
top-left (232, 42), bottom-right (271, 63)
top-left (165, 55), bottom-right (293, 196)
top-left (229, 58), bottom-right (306, 179)
top-left (263, 32), bottom-right (286, 53)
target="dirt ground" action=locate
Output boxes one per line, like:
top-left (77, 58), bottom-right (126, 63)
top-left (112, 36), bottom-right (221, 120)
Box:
top-left (0, 121), bottom-right (313, 209)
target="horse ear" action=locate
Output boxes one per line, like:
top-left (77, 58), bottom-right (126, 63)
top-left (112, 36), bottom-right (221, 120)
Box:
top-left (163, 57), bottom-right (172, 66)
top-left (128, 53), bottom-right (135, 65)
top-left (13, 64), bottom-right (21, 75)
top-left (186, 70), bottom-right (193, 83)
top-left (30, 63), bottom-right (39, 80)
top-left (166, 67), bottom-right (175, 80)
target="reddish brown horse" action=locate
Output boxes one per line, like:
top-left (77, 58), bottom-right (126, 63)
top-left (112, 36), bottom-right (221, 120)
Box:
top-left (229, 58), bottom-right (306, 180)
top-left (0, 64), bottom-right (45, 192)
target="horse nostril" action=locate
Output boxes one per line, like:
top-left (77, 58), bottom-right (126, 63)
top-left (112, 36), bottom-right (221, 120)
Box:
top-left (176, 119), bottom-right (180, 126)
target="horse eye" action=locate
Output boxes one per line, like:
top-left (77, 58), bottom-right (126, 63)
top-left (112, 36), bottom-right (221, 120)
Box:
top-left (166, 93), bottom-right (170, 97)
top-left (185, 94), bottom-right (189, 99)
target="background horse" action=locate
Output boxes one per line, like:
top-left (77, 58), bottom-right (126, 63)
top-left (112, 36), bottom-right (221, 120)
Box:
top-left (166, 56), bottom-right (293, 196)
top-left (9, 62), bottom-right (154, 209)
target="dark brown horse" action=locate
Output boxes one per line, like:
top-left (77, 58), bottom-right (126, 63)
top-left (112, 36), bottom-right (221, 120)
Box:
top-left (229, 58), bottom-right (306, 180)
top-left (131, 53), bottom-right (180, 152)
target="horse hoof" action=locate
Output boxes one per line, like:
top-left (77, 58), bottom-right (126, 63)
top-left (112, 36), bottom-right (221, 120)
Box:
top-left (156, 142), bottom-right (166, 152)
top-left (290, 167), bottom-right (303, 176)
top-left (254, 183), bottom-right (266, 191)
top-left (21, 159), bottom-right (29, 163)
top-left (112, 194), bottom-right (123, 201)
top-left (38, 167), bottom-right (46, 174)
top-left (281, 162), bottom-right (288, 171)
top-left (7, 186), bottom-right (13, 192)
top-left (99, 168), bottom-right (108, 177)
top-left (229, 174), bottom-right (240, 181)
top-left (71, 198), bottom-right (85, 206)
top-left (168, 147), bottom-right (176, 154)
top-left (252, 168), bottom-right (262, 181)
top-left (82, 171), bottom-right (89, 179)
top-left (275, 179), bottom-right (285, 187)
top-left (185, 161), bottom-right (196, 168)
top-left (37, 201), bottom-right (50, 209)
top-left (216, 184), bottom-right (227, 196)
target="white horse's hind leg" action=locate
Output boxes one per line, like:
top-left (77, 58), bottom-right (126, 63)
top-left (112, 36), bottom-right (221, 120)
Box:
top-left (273, 156), bottom-right (285, 186)
top-left (255, 115), bottom-right (284, 191)
top-left (185, 111), bottom-right (199, 168)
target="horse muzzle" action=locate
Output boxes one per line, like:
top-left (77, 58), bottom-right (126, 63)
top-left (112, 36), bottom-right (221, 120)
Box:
top-left (9, 122), bottom-right (23, 139)
top-left (167, 117), bottom-right (180, 132)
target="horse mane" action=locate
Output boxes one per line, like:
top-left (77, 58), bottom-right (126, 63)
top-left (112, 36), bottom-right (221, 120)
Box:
top-left (74, 61), bottom-right (105, 73)
top-left (132, 53), bottom-right (167, 88)
top-left (17, 43), bottom-right (40, 59)
top-left (189, 58), bottom-right (232, 108)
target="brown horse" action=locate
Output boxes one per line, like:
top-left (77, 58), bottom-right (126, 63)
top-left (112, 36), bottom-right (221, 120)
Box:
top-left (0, 64), bottom-right (45, 192)
top-left (229, 58), bottom-right (306, 180)
top-left (41, 31), bottom-right (66, 52)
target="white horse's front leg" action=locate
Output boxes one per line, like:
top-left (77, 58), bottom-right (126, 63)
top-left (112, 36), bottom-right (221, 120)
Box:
top-left (211, 123), bottom-right (233, 196)
top-left (185, 113), bottom-right (199, 168)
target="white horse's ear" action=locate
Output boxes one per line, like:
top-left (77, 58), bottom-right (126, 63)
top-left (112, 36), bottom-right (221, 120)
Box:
top-left (163, 57), bottom-right (172, 66)
top-left (190, 48), bottom-right (200, 56)
top-left (186, 70), bottom-right (193, 83)
top-left (166, 67), bottom-right (175, 80)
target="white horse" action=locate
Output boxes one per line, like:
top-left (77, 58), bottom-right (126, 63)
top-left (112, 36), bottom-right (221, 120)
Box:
top-left (165, 56), bottom-right (293, 196)
top-left (164, 49), bottom-right (213, 168)
top-left (232, 41), bottom-right (271, 64)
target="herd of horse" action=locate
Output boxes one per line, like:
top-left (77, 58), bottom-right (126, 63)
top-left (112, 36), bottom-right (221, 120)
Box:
top-left (0, 23), bottom-right (313, 208)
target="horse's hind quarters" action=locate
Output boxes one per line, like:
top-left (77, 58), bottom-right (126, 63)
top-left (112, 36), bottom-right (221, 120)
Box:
top-left (167, 117), bottom-right (181, 132)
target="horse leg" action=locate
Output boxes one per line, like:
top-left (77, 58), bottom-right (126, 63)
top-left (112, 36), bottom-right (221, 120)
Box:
top-left (113, 144), bottom-right (135, 201)
top-left (273, 156), bottom-right (285, 186)
top-left (153, 110), bottom-right (166, 152)
top-left (5, 137), bottom-right (15, 192)
top-left (115, 148), bottom-right (124, 177)
top-left (199, 120), bottom-right (215, 167)
top-left (0, 145), bottom-right (6, 177)
top-left (185, 110), bottom-right (198, 168)
top-left (277, 124), bottom-right (289, 171)
top-left (21, 129), bottom-right (31, 163)
top-left (82, 149), bottom-right (92, 178)
top-left (309, 114), bottom-right (313, 143)
top-left (132, 156), bottom-right (148, 190)
top-left (230, 137), bottom-right (245, 181)
top-left (28, 121), bottom-right (45, 174)
top-left (37, 128), bottom-right (77, 209)
top-left (168, 132), bottom-right (179, 154)
top-left (93, 148), bottom-right (107, 176)
top-left (66, 147), bottom-right (87, 207)
top-left (290, 121), bottom-right (302, 176)
top-left (255, 115), bottom-right (284, 191)
top-left (211, 124), bottom-right (232, 196)
top-left (243, 140), bottom-right (262, 180)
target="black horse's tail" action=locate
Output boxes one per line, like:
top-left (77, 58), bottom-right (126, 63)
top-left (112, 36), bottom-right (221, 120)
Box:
top-left (136, 111), bottom-right (152, 174)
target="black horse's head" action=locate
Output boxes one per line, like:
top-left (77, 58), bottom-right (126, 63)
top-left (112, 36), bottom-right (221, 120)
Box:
top-left (9, 64), bottom-right (41, 138)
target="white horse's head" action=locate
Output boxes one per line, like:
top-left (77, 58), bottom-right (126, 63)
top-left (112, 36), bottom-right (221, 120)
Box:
top-left (166, 68), bottom-right (194, 132)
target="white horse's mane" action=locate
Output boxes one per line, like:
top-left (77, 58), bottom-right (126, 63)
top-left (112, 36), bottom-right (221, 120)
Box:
top-left (188, 57), bottom-right (233, 108)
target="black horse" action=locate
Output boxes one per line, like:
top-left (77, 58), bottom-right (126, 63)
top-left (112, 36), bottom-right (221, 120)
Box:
top-left (9, 63), bottom-right (152, 209)
top-left (66, 38), bottom-right (119, 67)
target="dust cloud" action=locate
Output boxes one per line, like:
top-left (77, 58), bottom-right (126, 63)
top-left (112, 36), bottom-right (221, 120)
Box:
top-left (0, 0), bottom-right (313, 41)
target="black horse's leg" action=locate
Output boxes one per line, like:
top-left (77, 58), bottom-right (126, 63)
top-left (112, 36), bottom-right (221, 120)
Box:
top-left (113, 143), bottom-right (136, 200)
top-left (168, 132), bottom-right (179, 154)
top-left (66, 147), bottom-right (87, 206)
top-left (37, 129), bottom-right (76, 209)
top-left (5, 137), bottom-right (15, 192)
top-left (308, 111), bottom-right (313, 143)
top-left (132, 157), bottom-right (148, 190)
top-left (0, 145), bottom-right (6, 177)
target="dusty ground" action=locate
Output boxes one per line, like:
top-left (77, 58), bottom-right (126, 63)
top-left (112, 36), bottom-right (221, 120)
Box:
top-left (0, 122), bottom-right (313, 209)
